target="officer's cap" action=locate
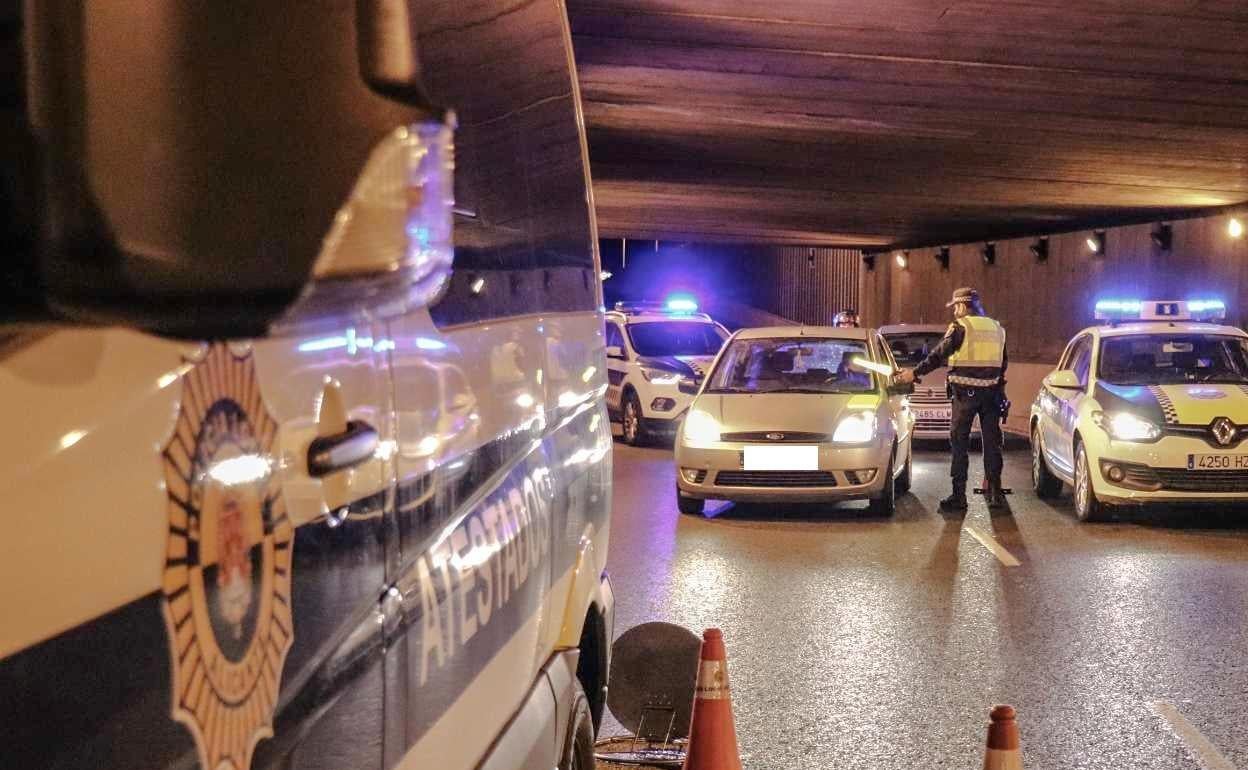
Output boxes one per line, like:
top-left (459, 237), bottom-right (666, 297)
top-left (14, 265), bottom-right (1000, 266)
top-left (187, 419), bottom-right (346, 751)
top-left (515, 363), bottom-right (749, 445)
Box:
top-left (946, 287), bottom-right (980, 307)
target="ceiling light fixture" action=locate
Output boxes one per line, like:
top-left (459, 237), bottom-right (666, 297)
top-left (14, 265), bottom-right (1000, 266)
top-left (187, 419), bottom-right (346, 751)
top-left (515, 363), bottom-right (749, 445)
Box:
top-left (1086, 230), bottom-right (1106, 256)
top-left (1151, 223), bottom-right (1172, 251)
top-left (895, 251), bottom-right (909, 269)
top-left (1230, 217), bottom-right (1245, 239)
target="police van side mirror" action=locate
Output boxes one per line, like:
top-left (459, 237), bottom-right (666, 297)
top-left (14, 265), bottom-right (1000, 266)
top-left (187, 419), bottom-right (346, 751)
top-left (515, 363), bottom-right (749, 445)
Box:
top-left (9, 3), bottom-right (454, 339)
top-left (606, 345), bottom-right (626, 360)
top-left (1043, 370), bottom-right (1082, 390)
top-left (677, 378), bottom-right (699, 395)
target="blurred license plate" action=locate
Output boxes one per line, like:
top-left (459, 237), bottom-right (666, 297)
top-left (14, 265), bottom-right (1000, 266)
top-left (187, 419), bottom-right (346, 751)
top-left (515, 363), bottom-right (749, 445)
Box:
top-left (915, 408), bottom-right (951, 421)
top-left (743, 445), bottom-right (818, 471)
top-left (1188, 454), bottom-right (1248, 470)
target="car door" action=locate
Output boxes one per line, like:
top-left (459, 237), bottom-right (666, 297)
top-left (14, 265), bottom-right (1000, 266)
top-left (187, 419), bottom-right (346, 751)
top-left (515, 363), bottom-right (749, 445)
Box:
top-left (0, 326), bottom-right (395, 770)
top-left (245, 323), bottom-right (394, 770)
top-left (1047, 335), bottom-right (1094, 475)
top-left (875, 333), bottom-right (913, 450)
top-left (605, 321), bottom-right (629, 413)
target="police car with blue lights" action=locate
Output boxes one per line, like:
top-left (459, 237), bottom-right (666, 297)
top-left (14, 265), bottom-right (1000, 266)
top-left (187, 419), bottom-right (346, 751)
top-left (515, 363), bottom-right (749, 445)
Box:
top-left (3, 4), bottom-right (613, 770)
top-left (605, 298), bottom-right (729, 445)
top-left (1031, 299), bottom-right (1248, 521)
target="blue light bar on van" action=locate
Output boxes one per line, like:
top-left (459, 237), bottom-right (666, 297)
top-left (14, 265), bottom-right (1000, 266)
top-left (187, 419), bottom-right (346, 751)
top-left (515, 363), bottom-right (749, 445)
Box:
top-left (665, 295), bottom-right (698, 313)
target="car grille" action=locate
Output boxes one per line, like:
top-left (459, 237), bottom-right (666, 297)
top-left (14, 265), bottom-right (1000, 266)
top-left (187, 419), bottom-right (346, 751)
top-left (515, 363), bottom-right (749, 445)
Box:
top-left (714, 471), bottom-right (838, 488)
top-left (1153, 468), bottom-right (1248, 493)
top-left (909, 387), bottom-right (948, 405)
top-left (909, 388), bottom-right (952, 432)
top-left (719, 431), bottom-right (831, 443)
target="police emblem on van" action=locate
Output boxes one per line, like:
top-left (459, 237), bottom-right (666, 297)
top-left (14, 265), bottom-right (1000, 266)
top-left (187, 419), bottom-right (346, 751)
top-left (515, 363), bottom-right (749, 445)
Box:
top-left (160, 344), bottom-right (294, 770)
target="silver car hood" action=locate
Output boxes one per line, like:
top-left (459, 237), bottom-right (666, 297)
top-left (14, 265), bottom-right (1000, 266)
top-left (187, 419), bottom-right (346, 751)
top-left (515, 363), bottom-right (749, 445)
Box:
top-left (695, 392), bottom-right (881, 434)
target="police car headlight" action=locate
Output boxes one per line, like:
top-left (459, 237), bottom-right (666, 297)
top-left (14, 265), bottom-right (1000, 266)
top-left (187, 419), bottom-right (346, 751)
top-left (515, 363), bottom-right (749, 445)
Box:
top-left (1093, 410), bottom-right (1161, 442)
top-left (682, 409), bottom-right (721, 444)
top-left (833, 411), bottom-right (878, 444)
top-left (641, 367), bottom-right (682, 386)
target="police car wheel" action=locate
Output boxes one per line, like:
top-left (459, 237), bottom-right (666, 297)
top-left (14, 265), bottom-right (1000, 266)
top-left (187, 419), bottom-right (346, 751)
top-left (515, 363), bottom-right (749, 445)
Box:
top-left (867, 448), bottom-right (897, 516)
top-left (560, 684), bottom-right (596, 770)
top-left (1074, 443), bottom-right (1105, 522)
top-left (1031, 426), bottom-right (1063, 499)
top-left (895, 447), bottom-right (913, 495)
top-left (677, 486), bottom-right (705, 515)
top-left (622, 392), bottom-right (649, 446)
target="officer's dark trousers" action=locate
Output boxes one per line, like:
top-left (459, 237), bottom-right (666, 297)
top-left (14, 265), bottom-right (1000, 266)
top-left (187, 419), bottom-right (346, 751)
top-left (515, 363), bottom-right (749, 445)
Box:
top-left (950, 385), bottom-right (1004, 493)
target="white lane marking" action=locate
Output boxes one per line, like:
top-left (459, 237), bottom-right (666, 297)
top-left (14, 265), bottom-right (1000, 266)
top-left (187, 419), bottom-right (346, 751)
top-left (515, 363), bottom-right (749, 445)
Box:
top-left (1150, 701), bottom-right (1238, 770)
top-left (963, 525), bottom-right (1021, 567)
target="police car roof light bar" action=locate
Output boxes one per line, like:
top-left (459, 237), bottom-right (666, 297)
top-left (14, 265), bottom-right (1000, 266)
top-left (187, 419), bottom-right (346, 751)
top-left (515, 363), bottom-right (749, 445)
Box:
top-left (1094, 299), bottom-right (1226, 324)
top-left (665, 295), bottom-right (699, 313)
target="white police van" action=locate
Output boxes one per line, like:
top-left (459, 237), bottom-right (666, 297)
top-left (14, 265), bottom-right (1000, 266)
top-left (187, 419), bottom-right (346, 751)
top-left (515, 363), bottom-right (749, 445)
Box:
top-left (1, 4), bottom-right (613, 769)
top-left (605, 299), bottom-right (729, 445)
top-left (1031, 299), bottom-right (1248, 521)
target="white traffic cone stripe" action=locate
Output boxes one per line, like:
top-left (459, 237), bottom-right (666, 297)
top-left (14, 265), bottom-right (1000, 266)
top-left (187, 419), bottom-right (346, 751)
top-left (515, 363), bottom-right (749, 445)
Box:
top-left (695, 660), bottom-right (730, 700)
top-left (983, 748), bottom-right (1023, 770)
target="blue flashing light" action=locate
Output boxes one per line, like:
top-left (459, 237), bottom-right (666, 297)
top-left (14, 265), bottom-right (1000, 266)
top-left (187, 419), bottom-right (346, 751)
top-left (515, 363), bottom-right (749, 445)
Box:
top-left (1188, 299), bottom-right (1226, 315)
top-left (665, 295), bottom-right (699, 313)
top-left (1095, 299), bottom-right (1142, 315)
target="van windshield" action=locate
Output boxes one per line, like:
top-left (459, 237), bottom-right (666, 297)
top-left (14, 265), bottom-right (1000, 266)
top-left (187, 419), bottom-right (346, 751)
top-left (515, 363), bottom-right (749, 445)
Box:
top-left (884, 332), bottom-right (943, 367)
top-left (1098, 334), bottom-right (1248, 385)
top-left (706, 337), bottom-right (875, 394)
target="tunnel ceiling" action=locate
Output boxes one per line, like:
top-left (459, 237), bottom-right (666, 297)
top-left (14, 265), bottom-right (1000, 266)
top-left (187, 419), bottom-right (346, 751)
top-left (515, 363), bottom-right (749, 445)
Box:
top-left (567, 0), bottom-right (1248, 247)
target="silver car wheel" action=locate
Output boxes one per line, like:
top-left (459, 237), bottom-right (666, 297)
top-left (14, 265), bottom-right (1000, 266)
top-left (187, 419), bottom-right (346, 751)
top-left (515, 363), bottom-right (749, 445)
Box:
top-left (623, 399), bottom-right (639, 443)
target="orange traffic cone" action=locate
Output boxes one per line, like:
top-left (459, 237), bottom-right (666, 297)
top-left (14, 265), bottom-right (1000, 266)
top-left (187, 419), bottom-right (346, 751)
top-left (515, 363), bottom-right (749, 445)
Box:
top-left (682, 628), bottom-right (743, 770)
top-left (982, 704), bottom-right (1023, 770)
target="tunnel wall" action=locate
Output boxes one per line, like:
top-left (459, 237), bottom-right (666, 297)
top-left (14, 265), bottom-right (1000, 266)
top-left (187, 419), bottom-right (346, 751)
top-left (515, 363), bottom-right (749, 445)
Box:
top-left (601, 241), bottom-right (858, 326)
top-left (859, 210), bottom-right (1248, 433)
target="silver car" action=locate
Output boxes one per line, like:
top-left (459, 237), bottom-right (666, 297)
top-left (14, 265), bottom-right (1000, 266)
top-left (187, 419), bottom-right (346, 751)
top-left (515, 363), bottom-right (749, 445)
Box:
top-left (673, 326), bottom-right (916, 515)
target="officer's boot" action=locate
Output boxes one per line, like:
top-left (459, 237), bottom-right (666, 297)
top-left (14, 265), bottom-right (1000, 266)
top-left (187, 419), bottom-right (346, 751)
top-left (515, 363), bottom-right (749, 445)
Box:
top-left (986, 478), bottom-right (1008, 510)
top-left (939, 488), bottom-right (968, 513)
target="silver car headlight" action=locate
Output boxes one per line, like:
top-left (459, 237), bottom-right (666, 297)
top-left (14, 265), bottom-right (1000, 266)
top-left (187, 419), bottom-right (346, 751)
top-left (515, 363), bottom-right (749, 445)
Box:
top-left (832, 411), bottom-right (878, 444)
top-left (1092, 410), bottom-right (1161, 442)
top-left (682, 409), bottom-right (721, 444)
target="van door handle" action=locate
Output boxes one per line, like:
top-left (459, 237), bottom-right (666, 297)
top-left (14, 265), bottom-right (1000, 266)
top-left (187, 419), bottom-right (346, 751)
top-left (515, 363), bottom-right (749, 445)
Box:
top-left (307, 420), bottom-right (379, 477)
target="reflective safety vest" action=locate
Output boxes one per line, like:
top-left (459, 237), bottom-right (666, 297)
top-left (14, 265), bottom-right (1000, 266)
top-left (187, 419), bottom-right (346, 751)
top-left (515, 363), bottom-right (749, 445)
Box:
top-left (947, 315), bottom-right (1005, 386)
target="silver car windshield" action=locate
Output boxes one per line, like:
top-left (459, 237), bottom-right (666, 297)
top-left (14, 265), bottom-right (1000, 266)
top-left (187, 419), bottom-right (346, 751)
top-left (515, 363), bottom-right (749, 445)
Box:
top-left (706, 337), bottom-right (875, 394)
top-left (1099, 334), bottom-right (1248, 385)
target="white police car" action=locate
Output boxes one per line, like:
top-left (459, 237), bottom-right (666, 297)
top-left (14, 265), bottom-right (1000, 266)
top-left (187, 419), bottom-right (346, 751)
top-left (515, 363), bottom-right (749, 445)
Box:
top-left (1030, 299), bottom-right (1248, 521)
top-left (605, 298), bottom-right (729, 445)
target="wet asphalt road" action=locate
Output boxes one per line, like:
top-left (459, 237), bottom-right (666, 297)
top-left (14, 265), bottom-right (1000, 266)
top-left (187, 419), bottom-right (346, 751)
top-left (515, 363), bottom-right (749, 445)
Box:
top-left (602, 439), bottom-right (1248, 769)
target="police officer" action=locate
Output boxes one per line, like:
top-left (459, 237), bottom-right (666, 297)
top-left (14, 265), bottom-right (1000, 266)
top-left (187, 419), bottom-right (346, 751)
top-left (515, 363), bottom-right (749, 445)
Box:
top-left (897, 287), bottom-right (1008, 511)
top-left (832, 308), bottom-right (860, 328)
